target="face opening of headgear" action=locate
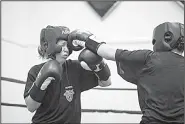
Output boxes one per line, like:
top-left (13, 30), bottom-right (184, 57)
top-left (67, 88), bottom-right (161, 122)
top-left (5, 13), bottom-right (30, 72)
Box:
top-left (38, 25), bottom-right (73, 59)
top-left (152, 22), bottom-right (184, 52)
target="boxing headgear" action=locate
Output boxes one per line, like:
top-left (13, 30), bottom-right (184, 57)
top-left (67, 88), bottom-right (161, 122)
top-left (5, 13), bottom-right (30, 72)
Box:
top-left (39, 25), bottom-right (73, 59)
top-left (152, 22), bottom-right (184, 52)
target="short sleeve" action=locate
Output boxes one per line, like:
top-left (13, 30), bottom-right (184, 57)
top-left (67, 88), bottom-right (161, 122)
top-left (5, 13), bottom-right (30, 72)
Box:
top-left (23, 63), bottom-right (44, 98)
top-left (23, 68), bottom-right (37, 98)
top-left (115, 49), bottom-right (153, 84)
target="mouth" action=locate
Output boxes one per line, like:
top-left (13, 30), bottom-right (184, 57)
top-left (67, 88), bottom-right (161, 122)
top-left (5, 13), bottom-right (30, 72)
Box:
top-left (63, 53), bottom-right (69, 57)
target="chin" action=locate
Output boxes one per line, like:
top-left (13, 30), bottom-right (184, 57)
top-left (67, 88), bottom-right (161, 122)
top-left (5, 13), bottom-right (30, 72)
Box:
top-left (63, 55), bottom-right (69, 59)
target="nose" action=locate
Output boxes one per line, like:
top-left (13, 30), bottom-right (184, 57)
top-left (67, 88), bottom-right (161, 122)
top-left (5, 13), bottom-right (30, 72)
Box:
top-left (63, 46), bottom-right (69, 53)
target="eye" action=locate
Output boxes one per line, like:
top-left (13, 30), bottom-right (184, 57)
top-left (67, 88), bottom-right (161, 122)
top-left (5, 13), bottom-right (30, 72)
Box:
top-left (152, 39), bottom-right (156, 45)
top-left (57, 40), bottom-right (68, 48)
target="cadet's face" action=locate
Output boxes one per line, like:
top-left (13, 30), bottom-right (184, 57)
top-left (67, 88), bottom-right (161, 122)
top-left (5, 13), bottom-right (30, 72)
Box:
top-left (55, 40), bottom-right (69, 60)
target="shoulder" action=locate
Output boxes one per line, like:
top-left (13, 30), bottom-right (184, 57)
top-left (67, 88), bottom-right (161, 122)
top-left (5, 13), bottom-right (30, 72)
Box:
top-left (137, 49), bottom-right (154, 58)
top-left (117, 49), bottom-right (153, 55)
top-left (28, 62), bottom-right (46, 75)
top-left (116, 49), bottom-right (153, 61)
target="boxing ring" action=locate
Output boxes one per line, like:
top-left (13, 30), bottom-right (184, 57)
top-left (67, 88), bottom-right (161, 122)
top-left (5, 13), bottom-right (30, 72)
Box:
top-left (1, 38), bottom-right (154, 123)
top-left (2, 1), bottom-right (184, 123)
top-left (1, 77), bottom-right (142, 123)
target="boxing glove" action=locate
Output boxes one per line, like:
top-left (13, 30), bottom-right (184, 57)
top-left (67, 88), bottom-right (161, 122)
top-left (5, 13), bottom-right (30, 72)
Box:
top-left (29, 60), bottom-right (62, 102)
top-left (68, 29), bottom-right (105, 54)
top-left (78, 49), bottom-right (110, 81)
top-left (78, 48), bottom-right (102, 66)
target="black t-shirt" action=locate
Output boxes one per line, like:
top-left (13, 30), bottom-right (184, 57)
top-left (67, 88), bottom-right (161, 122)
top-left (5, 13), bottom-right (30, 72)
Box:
top-left (24, 59), bottom-right (98, 123)
top-left (115, 49), bottom-right (184, 124)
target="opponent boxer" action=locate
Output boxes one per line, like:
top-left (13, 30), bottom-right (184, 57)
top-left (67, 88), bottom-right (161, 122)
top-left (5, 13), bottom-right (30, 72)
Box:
top-left (68, 22), bottom-right (184, 124)
top-left (23, 25), bottom-right (111, 123)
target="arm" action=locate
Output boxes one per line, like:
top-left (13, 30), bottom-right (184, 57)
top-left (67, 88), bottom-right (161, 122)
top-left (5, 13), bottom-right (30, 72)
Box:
top-left (24, 72), bottom-right (42, 113)
top-left (78, 49), bottom-right (111, 90)
top-left (80, 59), bottom-right (111, 87)
top-left (78, 63), bottom-right (111, 92)
top-left (24, 60), bottom-right (61, 112)
top-left (98, 77), bottom-right (111, 87)
top-left (24, 77), bottom-right (54, 112)
top-left (68, 30), bottom-right (117, 61)
top-left (97, 43), bottom-right (117, 61)
top-left (68, 30), bottom-right (153, 85)
top-left (24, 94), bottom-right (41, 113)
top-left (68, 30), bottom-right (152, 63)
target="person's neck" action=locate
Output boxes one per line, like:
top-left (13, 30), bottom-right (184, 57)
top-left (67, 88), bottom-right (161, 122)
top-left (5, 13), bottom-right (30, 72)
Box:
top-left (56, 58), bottom-right (66, 66)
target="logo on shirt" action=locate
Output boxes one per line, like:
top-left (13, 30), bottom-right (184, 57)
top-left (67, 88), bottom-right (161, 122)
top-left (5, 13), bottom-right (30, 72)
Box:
top-left (63, 86), bottom-right (74, 102)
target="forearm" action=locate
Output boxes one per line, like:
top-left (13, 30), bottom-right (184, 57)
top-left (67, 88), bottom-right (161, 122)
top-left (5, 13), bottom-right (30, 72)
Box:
top-left (97, 43), bottom-right (117, 61)
top-left (78, 46), bottom-right (112, 87)
top-left (80, 58), bottom-right (112, 87)
top-left (85, 35), bottom-right (117, 61)
top-left (24, 82), bottom-right (45, 112)
top-left (94, 60), bottom-right (112, 87)
top-left (25, 95), bottom-right (41, 112)
top-left (68, 30), bottom-right (117, 60)
top-left (24, 60), bottom-right (61, 112)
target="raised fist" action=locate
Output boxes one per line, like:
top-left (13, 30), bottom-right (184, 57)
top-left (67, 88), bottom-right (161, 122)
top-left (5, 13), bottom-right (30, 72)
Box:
top-left (68, 29), bottom-right (93, 51)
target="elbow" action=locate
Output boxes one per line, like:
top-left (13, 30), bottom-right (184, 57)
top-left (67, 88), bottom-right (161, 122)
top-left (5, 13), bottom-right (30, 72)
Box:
top-left (27, 105), bottom-right (36, 113)
top-left (25, 102), bottom-right (36, 113)
top-left (98, 77), bottom-right (112, 87)
top-left (24, 97), bottom-right (37, 113)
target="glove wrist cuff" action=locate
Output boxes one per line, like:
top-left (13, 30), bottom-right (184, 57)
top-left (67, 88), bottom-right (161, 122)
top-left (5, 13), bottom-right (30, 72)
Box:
top-left (86, 35), bottom-right (106, 54)
top-left (94, 63), bottom-right (110, 81)
top-left (29, 83), bottom-right (46, 103)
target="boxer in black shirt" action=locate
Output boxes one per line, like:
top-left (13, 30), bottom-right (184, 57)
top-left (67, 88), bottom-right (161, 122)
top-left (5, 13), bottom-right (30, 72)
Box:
top-left (68, 22), bottom-right (184, 124)
top-left (23, 25), bottom-right (111, 123)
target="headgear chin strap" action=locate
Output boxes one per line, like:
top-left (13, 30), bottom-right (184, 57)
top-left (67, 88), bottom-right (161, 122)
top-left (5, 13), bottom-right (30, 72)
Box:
top-left (152, 22), bottom-right (184, 52)
top-left (40, 25), bottom-right (72, 59)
